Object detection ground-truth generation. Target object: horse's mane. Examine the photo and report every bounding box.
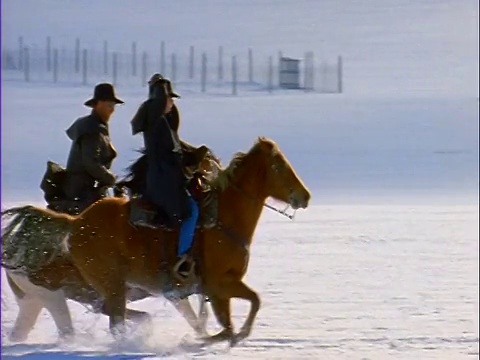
[209,152,246,191]
[210,137,277,191]
[117,137,278,194]
[115,149,148,195]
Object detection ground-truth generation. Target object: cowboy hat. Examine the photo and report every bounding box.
[84,83,124,107]
[148,73,181,98]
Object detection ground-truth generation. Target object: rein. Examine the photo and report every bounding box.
[263,203,296,220]
[229,183,297,220]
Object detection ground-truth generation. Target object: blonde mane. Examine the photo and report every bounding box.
[209,137,278,191]
[209,151,247,191]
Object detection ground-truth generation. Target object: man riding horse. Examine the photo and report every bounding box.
[42,83,124,215]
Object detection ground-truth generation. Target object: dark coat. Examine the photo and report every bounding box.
[131,100,191,226]
[62,111,117,213]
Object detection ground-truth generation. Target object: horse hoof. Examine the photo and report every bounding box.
[59,328,75,342]
[8,332,27,343]
[229,336,239,347]
[230,331,248,347]
[201,328,233,344]
[194,327,209,339]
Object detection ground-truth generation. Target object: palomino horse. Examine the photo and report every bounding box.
[3,266,208,342]
[2,209,210,342]
[1,149,220,342]
[3,137,310,345]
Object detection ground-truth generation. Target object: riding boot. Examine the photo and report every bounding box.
[200,190,218,229]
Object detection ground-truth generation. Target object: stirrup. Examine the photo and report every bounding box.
[202,218,217,229]
[130,219,159,229]
[173,254,195,282]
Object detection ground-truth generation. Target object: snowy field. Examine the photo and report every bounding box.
[1,0,479,359]
[1,206,478,359]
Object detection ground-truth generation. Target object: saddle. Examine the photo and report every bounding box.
[40,161,68,204]
[128,196,175,230]
[128,173,216,231]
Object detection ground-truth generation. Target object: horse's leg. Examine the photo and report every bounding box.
[213,280,261,346]
[197,295,209,336]
[202,295,234,343]
[171,297,207,337]
[69,243,127,336]
[99,282,127,336]
[74,266,127,336]
[40,289,74,339]
[9,295,43,342]
[99,301,151,325]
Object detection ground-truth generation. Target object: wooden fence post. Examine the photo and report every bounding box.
[75,38,80,73]
[82,49,88,85]
[337,55,343,93]
[132,41,137,76]
[232,55,237,96]
[189,45,195,79]
[53,48,58,83]
[142,51,148,86]
[46,36,51,72]
[103,40,108,75]
[201,53,207,93]
[112,52,118,86]
[304,51,314,92]
[18,36,24,70]
[23,47,30,82]
[160,41,165,74]
[268,56,273,93]
[218,45,223,82]
[248,48,253,83]
[171,53,177,82]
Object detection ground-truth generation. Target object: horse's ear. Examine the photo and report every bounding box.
[257,137,275,153]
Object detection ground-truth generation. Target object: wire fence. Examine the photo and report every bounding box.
[2,37,343,95]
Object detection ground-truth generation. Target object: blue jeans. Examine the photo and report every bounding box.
[177,195,199,256]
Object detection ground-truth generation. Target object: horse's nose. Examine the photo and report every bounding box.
[299,191,310,209]
[290,190,311,210]
[302,191,311,208]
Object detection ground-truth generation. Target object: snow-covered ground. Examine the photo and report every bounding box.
[1,0,478,359]
[1,206,478,359]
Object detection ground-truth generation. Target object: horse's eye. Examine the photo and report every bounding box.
[272,161,282,173]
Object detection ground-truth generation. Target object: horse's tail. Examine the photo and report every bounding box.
[1,205,74,273]
[1,206,31,243]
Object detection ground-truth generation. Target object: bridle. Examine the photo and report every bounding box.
[219,152,297,221]
[200,151,299,250]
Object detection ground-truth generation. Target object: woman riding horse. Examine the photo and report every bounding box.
[130,74,217,281]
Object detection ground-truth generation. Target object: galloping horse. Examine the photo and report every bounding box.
[3,137,310,345]
[1,149,220,341]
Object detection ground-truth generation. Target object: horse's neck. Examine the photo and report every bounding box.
[218,170,267,246]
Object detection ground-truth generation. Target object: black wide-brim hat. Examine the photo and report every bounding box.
[148,73,181,98]
[84,83,125,107]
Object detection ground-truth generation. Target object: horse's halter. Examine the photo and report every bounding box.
[204,150,296,251]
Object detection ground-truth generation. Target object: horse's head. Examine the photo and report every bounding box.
[255,137,311,210]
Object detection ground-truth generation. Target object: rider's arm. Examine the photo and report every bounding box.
[80,133,116,186]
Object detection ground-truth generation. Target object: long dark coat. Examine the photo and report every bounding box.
[131,101,191,226]
[62,111,117,213]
